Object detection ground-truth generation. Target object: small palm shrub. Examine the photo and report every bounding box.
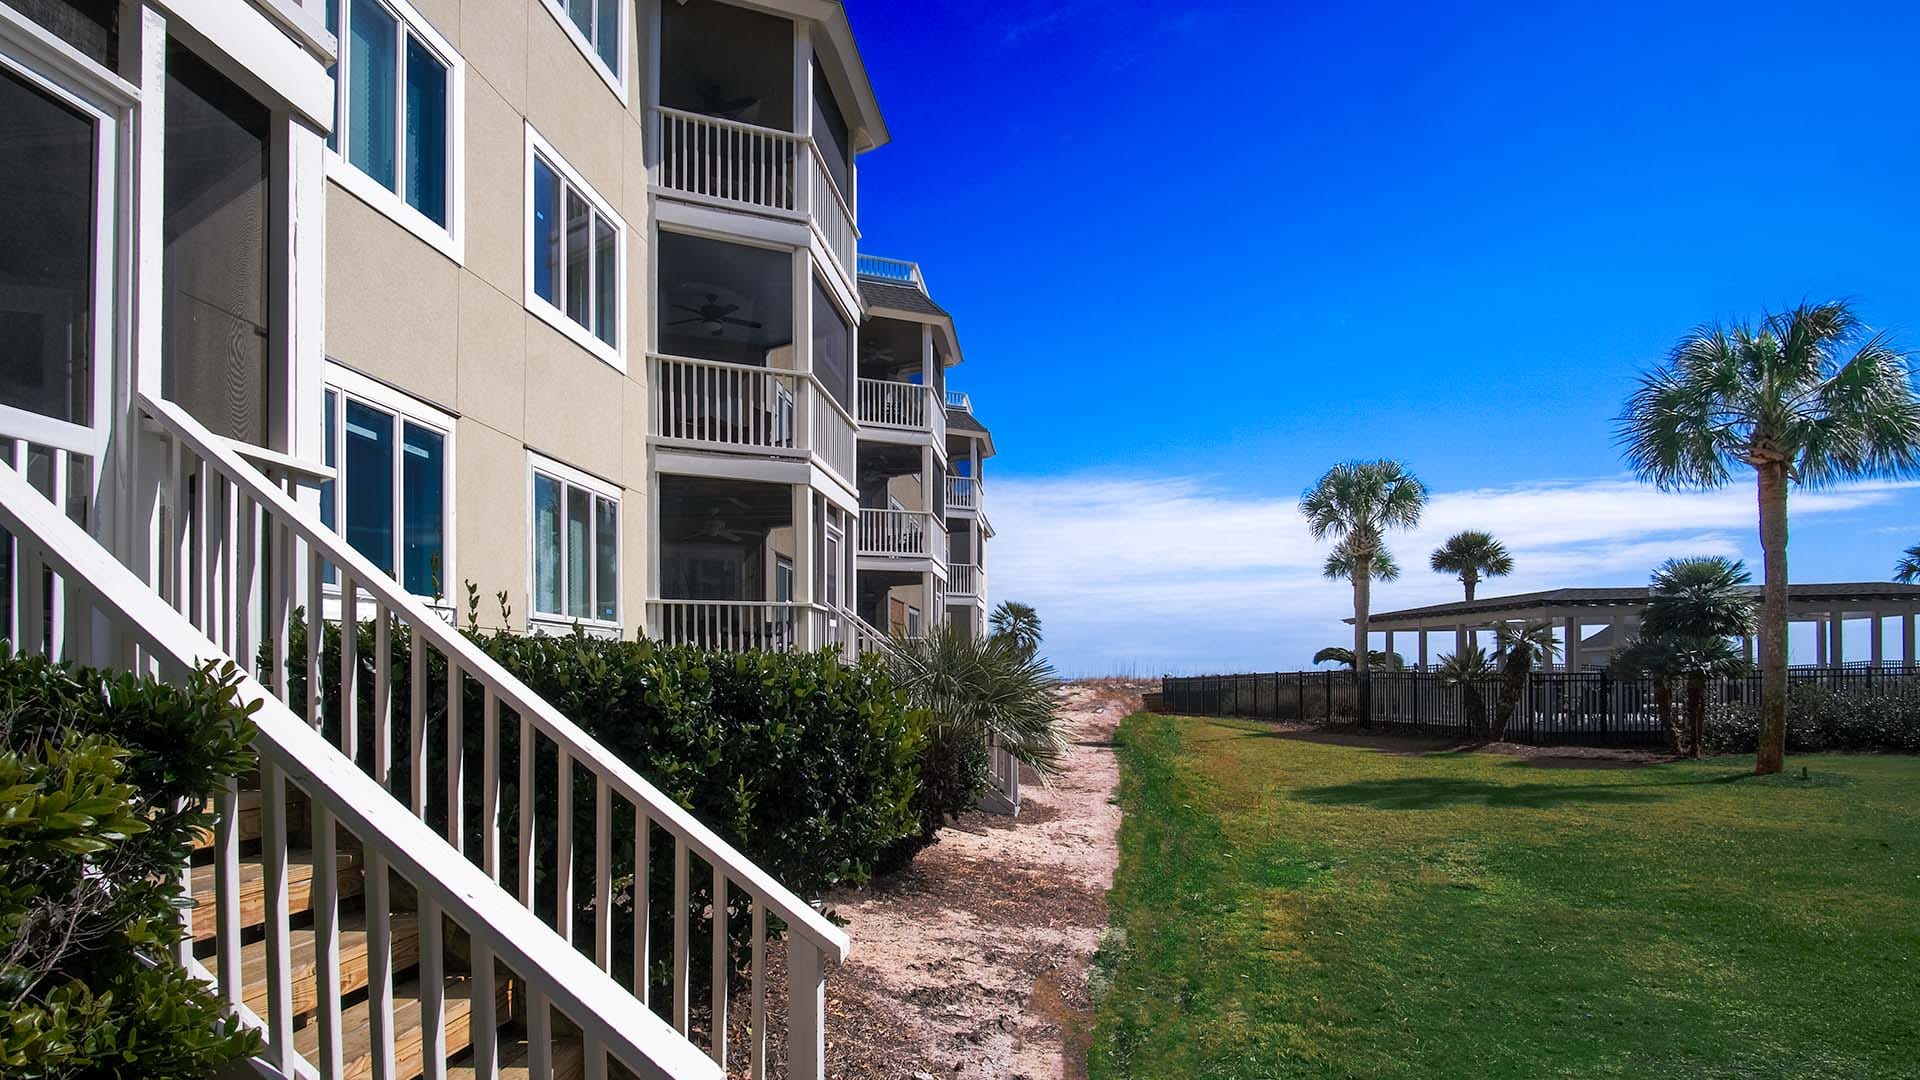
[0,653,261,1079]
[882,626,1064,869]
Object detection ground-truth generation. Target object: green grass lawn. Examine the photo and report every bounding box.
[1091,714,1920,1080]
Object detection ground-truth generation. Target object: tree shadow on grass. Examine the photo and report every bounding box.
[1293,776,1689,811]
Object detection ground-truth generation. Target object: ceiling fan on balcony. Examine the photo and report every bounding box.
[668,294,764,337]
[678,503,756,544]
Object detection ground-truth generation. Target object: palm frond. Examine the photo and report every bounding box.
[888,625,1067,778]
[1641,556,1757,639]
[1895,544,1920,585]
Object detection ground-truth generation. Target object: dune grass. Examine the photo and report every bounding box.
[1090,713,1920,1079]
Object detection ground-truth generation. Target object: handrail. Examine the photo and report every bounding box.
[0,463,719,1080]
[653,104,801,142]
[139,391,850,959]
[805,138,859,238]
[651,352,861,432]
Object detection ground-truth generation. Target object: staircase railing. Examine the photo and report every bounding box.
[136,390,849,1077]
[0,462,720,1080]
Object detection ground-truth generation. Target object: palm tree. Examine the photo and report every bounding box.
[1629,557,1756,757]
[1612,633,1686,753]
[1312,646,1404,671]
[1489,621,1559,740]
[1429,530,1514,602]
[1617,301,1920,774]
[1436,645,1495,734]
[1300,460,1428,725]
[989,601,1042,659]
[1896,544,1920,585]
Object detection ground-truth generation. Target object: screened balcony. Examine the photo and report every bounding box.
[651,0,858,276]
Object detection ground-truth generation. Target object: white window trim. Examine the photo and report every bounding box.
[525,449,623,635]
[0,24,127,464]
[523,123,628,372]
[324,0,466,264]
[536,0,625,101]
[322,362,458,603]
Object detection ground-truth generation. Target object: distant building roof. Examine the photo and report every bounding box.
[858,278,948,319]
[1360,583,1920,625]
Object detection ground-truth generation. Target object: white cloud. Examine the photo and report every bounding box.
[983,473,1911,676]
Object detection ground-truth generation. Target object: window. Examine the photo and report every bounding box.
[319,365,454,600]
[824,519,842,609]
[529,453,620,626]
[774,555,793,603]
[539,0,621,94]
[525,126,624,369]
[906,604,922,638]
[324,0,462,257]
[0,51,116,459]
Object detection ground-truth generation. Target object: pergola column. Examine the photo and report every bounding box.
[1871,611,1886,670]
[1561,615,1581,673]
[1454,624,1468,658]
[1907,613,1917,670]
[1815,616,1828,666]
[1418,629,1430,671]
[1830,611,1846,668]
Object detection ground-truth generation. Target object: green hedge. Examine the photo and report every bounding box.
[283,616,924,994]
[1709,683,1920,754]
[0,653,261,1078]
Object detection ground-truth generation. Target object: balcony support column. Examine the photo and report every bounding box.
[793,486,816,649]
[792,21,813,212]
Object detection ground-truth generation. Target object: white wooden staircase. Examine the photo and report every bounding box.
[0,390,850,1079]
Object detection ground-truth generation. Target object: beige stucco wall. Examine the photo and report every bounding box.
[322,0,654,632]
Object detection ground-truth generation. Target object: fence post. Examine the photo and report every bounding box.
[1296,673,1305,722]
[1325,670,1333,720]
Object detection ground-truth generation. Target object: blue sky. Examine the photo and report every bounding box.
[844,1,1920,675]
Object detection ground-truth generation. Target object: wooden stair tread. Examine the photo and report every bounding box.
[189,848,362,942]
[192,789,308,852]
[447,1036,586,1080]
[294,973,510,1080]
[229,912,421,1020]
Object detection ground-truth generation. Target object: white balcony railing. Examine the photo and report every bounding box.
[856,255,924,288]
[859,508,946,564]
[807,143,857,279]
[654,106,800,212]
[647,600,827,653]
[945,389,972,413]
[947,474,979,511]
[653,106,857,282]
[947,563,983,597]
[649,354,857,488]
[857,378,933,430]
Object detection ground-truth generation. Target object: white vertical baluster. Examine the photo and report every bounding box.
[310,802,345,1079]
[340,576,358,763]
[469,939,498,1080]
[518,713,535,907]
[366,854,397,1080]
[482,689,500,881]
[411,633,428,817]
[673,839,689,1034]
[584,1036,608,1080]
[710,867,728,1065]
[305,548,322,729]
[446,659,464,851]
[750,897,767,1080]
[212,773,243,1010]
[594,776,611,971]
[526,987,552,1080]
[633,812,650,1005]
[259,761,296,1071]
[788,939,825,1080]
[557,748,573,944]
[418,898,447,1080]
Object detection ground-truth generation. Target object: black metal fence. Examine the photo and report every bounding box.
[1161,666,1920,749]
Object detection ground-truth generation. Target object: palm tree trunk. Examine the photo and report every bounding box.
[1463,574,1477,603]
[1686,671,1706,759]
[1655,679,1679,754]
[1756,463,1790,774]
[1354,561,1372,728]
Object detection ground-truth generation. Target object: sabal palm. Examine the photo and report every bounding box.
[1896,545,1920,585]
[1642,556,1757,640]
[1491,621,1559,740]
[1429,530,1514,601]
[1300,461,1427,717]
[1617,301,1920,774]
[1312,646,1402,671]
[1436,645,1495,733]
[888,624,1065,778]
[989,601,1042,659]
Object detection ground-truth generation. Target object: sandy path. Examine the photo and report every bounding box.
[822,681,1142,1079]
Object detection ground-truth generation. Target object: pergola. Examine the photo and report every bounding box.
[1355,582,1920,671]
